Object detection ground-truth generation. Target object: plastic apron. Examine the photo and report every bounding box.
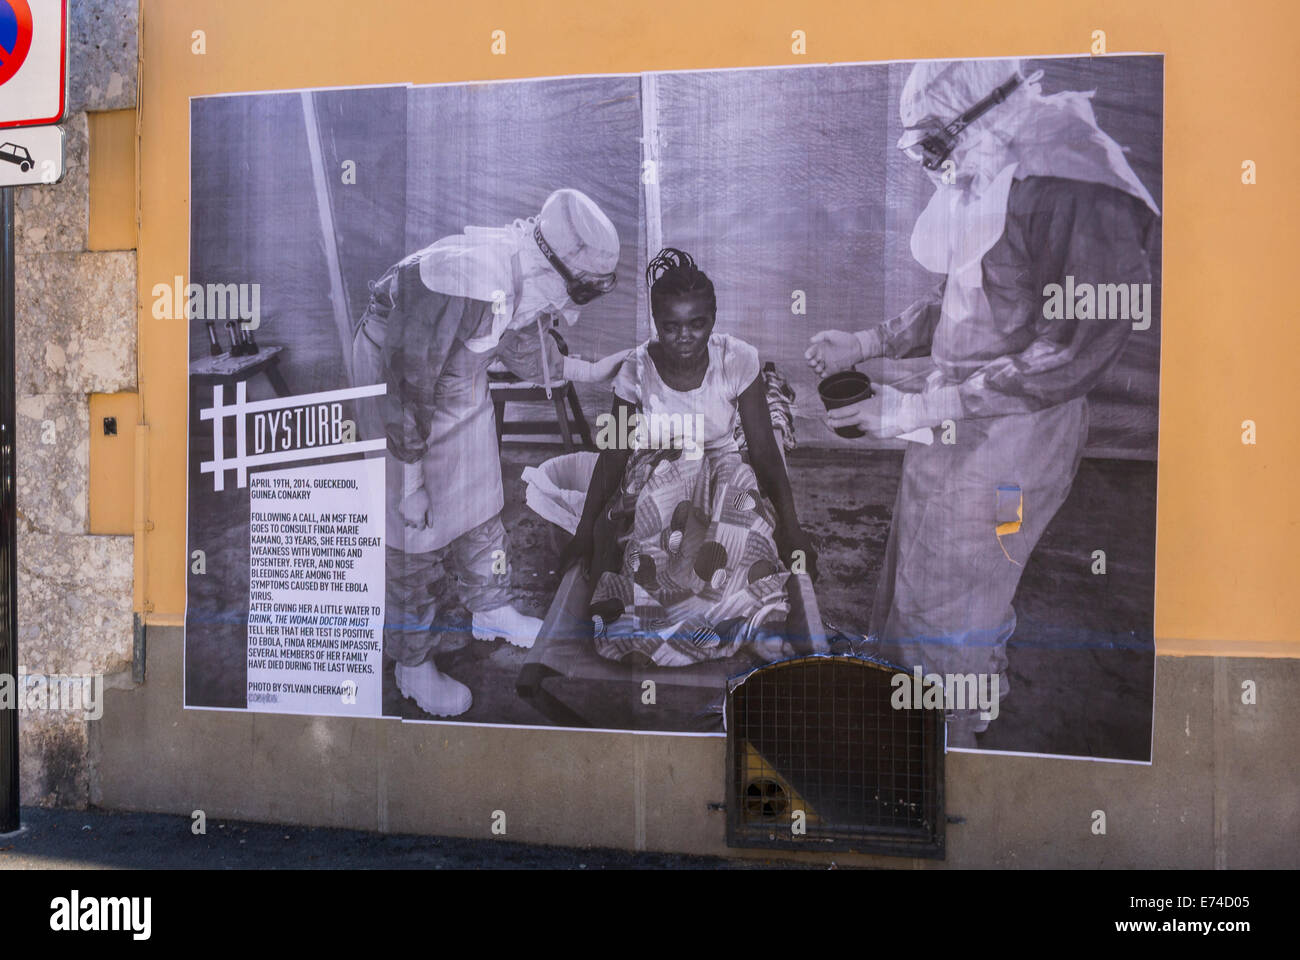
[353,301,552,556]
[870,391,1087,685]
[870,170,1089,688]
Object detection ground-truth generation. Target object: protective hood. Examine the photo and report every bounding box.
[909,71,1160,287]
[1010,89,1160,215]
[416,217,579,353]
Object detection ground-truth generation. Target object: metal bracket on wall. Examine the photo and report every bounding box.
[132,612,146,684]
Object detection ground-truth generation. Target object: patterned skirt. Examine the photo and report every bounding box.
[588,446,792,667]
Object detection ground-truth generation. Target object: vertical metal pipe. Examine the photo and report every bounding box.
[300,90,354,384]
[638,72,662,345]
[0,186,19,832]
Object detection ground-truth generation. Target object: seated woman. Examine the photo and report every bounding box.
[561,248,817,667]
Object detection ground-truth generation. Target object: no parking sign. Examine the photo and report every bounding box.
[0,0,66,186]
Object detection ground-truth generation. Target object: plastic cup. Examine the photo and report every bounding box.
[818,370,874,439]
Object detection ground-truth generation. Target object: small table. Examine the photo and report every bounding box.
[189,345,291,435]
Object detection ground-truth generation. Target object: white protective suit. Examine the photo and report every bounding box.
[863,60,1161,741]
[352,194,620,666]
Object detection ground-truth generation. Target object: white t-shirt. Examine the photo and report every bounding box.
[612,333,761,455]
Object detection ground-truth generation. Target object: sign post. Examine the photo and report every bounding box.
[1,184,16,834]
[0,0,68,835]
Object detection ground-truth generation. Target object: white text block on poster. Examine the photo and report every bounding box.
[245,456,385,717]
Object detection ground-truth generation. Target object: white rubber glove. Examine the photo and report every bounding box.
[853,327,885,363]
[402,461,425,497]
[399,461,428,529]
[805,330,862,377]
[562,348,632,383]
[805,327,885,376]
[825,383,963,439]
[399,487,431,530]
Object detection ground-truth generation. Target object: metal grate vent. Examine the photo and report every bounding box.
[725,654,945,858]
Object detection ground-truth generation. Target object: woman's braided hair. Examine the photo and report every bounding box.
[645,247,716,321]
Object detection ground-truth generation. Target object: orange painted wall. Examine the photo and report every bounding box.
[136,0,1300,657]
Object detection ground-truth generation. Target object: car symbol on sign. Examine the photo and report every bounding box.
[0,142,33,172]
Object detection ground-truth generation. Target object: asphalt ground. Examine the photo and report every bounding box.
[0,808,1278,951]
[0,805,808,870]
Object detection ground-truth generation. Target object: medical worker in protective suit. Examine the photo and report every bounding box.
[806,59,1160,745]
[353,188,623,718]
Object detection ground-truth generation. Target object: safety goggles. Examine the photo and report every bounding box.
[897,72,1029,170]
[534,224,617,305]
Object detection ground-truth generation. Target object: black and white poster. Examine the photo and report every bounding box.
[184,55,1162,762]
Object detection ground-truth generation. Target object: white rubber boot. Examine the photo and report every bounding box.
[471,605,542,649]
[394,660,472,717]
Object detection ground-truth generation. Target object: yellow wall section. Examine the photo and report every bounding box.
[87,108,138,251]
[88,392,137,535]
[136,0,1300,656]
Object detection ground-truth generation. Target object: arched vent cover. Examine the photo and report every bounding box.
[726,654,945,859]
